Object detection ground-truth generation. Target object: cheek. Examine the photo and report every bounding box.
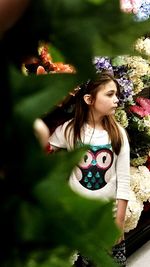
[95,99,109,110]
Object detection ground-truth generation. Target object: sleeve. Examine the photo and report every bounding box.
[48,120,71,150]
[116,127,130,201]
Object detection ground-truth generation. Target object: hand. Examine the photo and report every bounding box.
[33,118,50,149]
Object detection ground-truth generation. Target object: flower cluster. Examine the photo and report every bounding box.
[120,0,142,14]
[112,54,150,95]
[94,45,150,233]
[126,96,150,165]
[125,165,150,232]
[120,0,150,21]
[93,57,113,74]
[114,107,129,128]
[123,55,150,94]
[116,77,133,105]
[22,43,75,75]
[93,56,150,166]
[93,53,150,103]
[135,36,150,57]
[130,166,150,201]
[125,190,143,232]
[37,44,75,74]
[129,96,150,116]
[134,0,150,21]
[93,56,134,106]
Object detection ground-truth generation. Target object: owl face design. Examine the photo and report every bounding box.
[77,145,113,190]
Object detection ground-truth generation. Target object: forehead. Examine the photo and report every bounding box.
[98,80,117,92]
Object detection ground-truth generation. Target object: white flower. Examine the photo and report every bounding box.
[125,190,143,233]
[135,37,150,56]
[130,166,150,202]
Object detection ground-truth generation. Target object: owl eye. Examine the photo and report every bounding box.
[96,149,113,169]
[79,151,94,169]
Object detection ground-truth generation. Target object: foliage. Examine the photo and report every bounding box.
[1,0,150,266]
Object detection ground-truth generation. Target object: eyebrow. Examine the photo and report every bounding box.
[107,89,117,93]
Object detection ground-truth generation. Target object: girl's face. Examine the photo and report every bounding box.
[91,80,119,117]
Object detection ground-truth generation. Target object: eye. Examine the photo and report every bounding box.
[106,90,117,97]
[96,149,113,169]
[79,151,93,169]
[107,93,114,97]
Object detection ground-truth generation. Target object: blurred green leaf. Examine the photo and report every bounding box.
[85,0,106,4]
[14,74,77,121]
[47,44,65,62]
[1,0,149,266]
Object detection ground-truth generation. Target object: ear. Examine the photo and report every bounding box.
[83,94,93,105]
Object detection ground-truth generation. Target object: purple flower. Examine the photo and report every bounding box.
[117,77,134,105]
[113,65,128,78]
[92,56,133,106]
[93,57,113,74]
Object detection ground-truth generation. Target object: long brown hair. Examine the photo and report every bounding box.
[65,72,123,155]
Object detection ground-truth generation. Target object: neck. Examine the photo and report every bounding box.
[87,111,104,130]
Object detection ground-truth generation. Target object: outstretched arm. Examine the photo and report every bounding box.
[33,118,60,153]
[33,118,50,150]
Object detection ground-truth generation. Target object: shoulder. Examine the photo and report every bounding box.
[52,119,72,132]
[49,119,74,149]
[53,119,74,146]
[58,119,73,133]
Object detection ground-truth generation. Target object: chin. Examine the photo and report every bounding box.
[109,111,115,115]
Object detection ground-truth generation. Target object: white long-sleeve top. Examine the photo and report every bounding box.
[48,120,130,201]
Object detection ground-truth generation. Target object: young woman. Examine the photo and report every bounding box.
[38,72,130,267]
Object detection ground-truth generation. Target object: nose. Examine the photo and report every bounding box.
[114,95,119,104]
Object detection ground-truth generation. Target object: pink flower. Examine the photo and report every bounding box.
[120,0,133,13]
[129,105,148,117]
[120,0,142,14]
[130,0,142,14]
[136,97,150,114]
[129,97,150,117]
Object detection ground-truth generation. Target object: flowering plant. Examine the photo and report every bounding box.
[120,0,142,14]
[112,55,150,95]
[125,165,150,232]
[93,56,134,106]
[22,42,75,75]
[94,55,150,232]
[126,96,150,166]
[135,36,150,57]
[125,190,143,232]
[94,52,150,102]
[93,56,150,163]
[130,165,150,201]
[134,0,150,21]
[120,0,150,21]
